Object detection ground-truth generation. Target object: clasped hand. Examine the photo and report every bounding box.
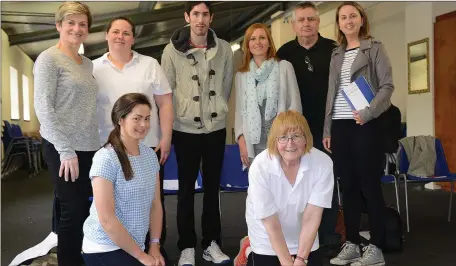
[138,245,165,266]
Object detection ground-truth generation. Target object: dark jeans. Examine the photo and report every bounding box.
[82,249,144,266]
[246,250,322,266]
[144,148,169,261]
[43,138,95,266]
[331,119,386,248]
[173,129,226,250]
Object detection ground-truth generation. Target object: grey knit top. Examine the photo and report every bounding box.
[33,46,100,160]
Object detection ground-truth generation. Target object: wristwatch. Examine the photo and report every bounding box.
[295,255,308,264]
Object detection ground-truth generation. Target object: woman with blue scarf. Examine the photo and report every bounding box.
[234,23,302,168]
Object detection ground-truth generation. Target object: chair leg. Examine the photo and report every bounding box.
[448,181,454,222]
[404,175,410,232]
[394,177,400,214]
[337,178,342,207]
[219,191,223,246]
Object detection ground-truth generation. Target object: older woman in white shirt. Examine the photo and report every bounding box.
[235,23,302,168]
[246,110,334,266]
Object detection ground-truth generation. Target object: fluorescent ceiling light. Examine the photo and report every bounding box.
[231,43,240,52]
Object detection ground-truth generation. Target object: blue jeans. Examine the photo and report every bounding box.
[82,249,144,266]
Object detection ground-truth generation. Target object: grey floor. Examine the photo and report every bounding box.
[2,170,456,266]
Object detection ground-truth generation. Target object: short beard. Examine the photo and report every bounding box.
[191,26,208,37]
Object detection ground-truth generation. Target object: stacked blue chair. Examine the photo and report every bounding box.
[2,121,41,177]
[398,137,456,232]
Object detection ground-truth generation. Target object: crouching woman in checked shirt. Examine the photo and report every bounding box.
[246,110,334,266]
[82,93,165,266]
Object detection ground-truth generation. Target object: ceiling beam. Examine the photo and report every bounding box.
[8,3,185,46]
[219,3,283,43]
[8,1,265,46]
[1,20,54,26]
[135,1,157,38]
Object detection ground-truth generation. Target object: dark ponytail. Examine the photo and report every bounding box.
[103,93,152,181]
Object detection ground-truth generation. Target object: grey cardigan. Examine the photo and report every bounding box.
[161,26,233,134]
[235,60,302,160]
[323,38,394,138]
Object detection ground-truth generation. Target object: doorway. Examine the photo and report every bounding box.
[434,10,456,191]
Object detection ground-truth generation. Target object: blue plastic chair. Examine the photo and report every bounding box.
[398,137,456,232]
[163,145,203,195]
[218,144,249,231]
[220,144,249,192]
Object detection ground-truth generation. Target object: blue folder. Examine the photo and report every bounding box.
[341,76,375,111]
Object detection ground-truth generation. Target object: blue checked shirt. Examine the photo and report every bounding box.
[83,143,159,250]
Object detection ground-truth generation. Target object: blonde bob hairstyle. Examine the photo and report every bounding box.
[238,23,278,73]
[55,1,92,28]
[267,110,313,157]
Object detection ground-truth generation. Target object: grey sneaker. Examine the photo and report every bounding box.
[351,244,385,266]
[330,241,361,265]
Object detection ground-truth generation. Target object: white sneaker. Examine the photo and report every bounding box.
[203,241,231,264]
[330,241,361,265]
[178,248,195,266]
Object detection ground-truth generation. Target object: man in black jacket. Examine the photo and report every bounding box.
[277,1,340,252]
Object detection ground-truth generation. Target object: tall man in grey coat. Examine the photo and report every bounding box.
[161,2,233,266]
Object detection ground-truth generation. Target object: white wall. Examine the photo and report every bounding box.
[319,8,337,40]
[271,17,296,48]
[1,30,39,133]
[405,2,435,137]
[366,2,407,122]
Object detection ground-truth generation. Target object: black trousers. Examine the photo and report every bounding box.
[246,250,322,266]
[173,129,226,250]
[331,119,386,248]
[144,148,169,260]
[318,175,340,246]
[43,139,95,266]
[83,249,144,266]
[313,130,340,247]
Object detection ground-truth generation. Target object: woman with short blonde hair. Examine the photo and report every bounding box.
[235,23,302,168]
[245,110,334,266]
[34,2,99,265]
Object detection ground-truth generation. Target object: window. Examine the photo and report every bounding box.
[10,66,19,120]
[22,75,30,121]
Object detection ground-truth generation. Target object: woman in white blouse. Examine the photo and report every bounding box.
[246,110,334,266]
[92,16,173,265]
[235,23,302,168]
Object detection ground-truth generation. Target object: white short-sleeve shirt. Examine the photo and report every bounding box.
[93,51,172,147]
[246,148,334,256]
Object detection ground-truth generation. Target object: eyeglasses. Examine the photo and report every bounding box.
[305,56,313,72]
[277,134,304,144]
